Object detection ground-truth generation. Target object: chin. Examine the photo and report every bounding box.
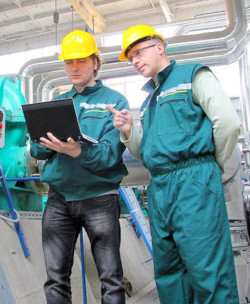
[71,79,82,85]
[140,70,151,78]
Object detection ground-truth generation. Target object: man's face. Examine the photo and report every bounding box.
[127,40,160,78]
[64,57,97,91]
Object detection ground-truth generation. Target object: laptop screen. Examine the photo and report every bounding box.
[22,98,98,144]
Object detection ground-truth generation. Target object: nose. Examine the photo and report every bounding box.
[131,56,139,66]
[72,60,79,70]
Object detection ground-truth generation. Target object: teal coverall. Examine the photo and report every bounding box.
[30,80,128,201]
[140,60,239,303]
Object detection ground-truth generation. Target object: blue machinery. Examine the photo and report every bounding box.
[0,164,30,258]
[0,76,46,213]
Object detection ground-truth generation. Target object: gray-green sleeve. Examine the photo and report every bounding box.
[192,68,241,172]
[120,123,143,160]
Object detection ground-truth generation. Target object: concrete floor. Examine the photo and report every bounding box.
[135,290,159,304]
[96,283,160,304]
[1,214,249,304]
[128,286,160,304]
[0,216,157,304]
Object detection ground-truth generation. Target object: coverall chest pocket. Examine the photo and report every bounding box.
[157,93,190,135]
[82,111,109,120]
[80,110,109,139]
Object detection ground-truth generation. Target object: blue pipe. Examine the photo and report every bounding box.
[0,165,30,258]
[5,175,88,302]
[6,177,40,181]
[80,229,87,304]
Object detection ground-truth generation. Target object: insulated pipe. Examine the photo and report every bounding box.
[36,71,67,102]
[239,51,250,145]
[166,0,247,65]
[19,53,63,104]
[19,54,62,78]
[174,8,250,37]
[39,64,135,102]
[238,51,250,170]
[17,0,248,190]
[19,0,248,104]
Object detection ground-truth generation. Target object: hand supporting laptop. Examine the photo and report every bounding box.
[39,132,81,158]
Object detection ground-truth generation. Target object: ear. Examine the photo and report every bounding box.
[156,43,165,55]
[93,57,98,70]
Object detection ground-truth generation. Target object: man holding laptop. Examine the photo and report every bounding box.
[30,30,129,304]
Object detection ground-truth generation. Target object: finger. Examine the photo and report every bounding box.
[106,105,118,115]
[46,132,61,143]
[67,137,73,143]
[114,116,128,124]
[67,137,76,144]
[114,121,127,128]
[120,109,130,115]
[39,136,51,144]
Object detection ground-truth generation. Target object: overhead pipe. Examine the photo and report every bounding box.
[93,0,247,66]
[166,0,247,65]
[15,0,249,192]
[38,63,135,101]
[20,0,248,104]
[239,51,250,140]
[174,8,250,37]
[19,53,63,104]
[36,71,67,102]
[238,51,250,167]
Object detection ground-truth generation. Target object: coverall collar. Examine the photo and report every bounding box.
[142,59,176,93]
[68,79,103,97]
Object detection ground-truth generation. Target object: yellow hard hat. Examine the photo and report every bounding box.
[58,30,99,60]
[119,24,165,61]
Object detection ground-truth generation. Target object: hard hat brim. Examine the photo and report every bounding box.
[58,50,99,61]
[119,33,165,61]
[119,50,127,61]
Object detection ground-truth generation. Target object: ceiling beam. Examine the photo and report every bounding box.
[158,0,174,22]
[68,0,106,33]
[10,0,46,31]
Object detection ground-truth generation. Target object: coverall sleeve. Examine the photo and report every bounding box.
[75,96,130,171]
[30,140,56,160]
[120,123,143,160]
[192,68,241,172]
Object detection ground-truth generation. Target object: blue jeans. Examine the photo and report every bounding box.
[42,188,125,304]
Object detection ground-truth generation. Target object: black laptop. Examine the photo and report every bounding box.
[22,98,98,144]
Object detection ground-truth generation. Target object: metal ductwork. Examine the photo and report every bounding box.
[19,54,63,104]
[166,0,248,65]
[18,0,248,105]
[16,0,250,195]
